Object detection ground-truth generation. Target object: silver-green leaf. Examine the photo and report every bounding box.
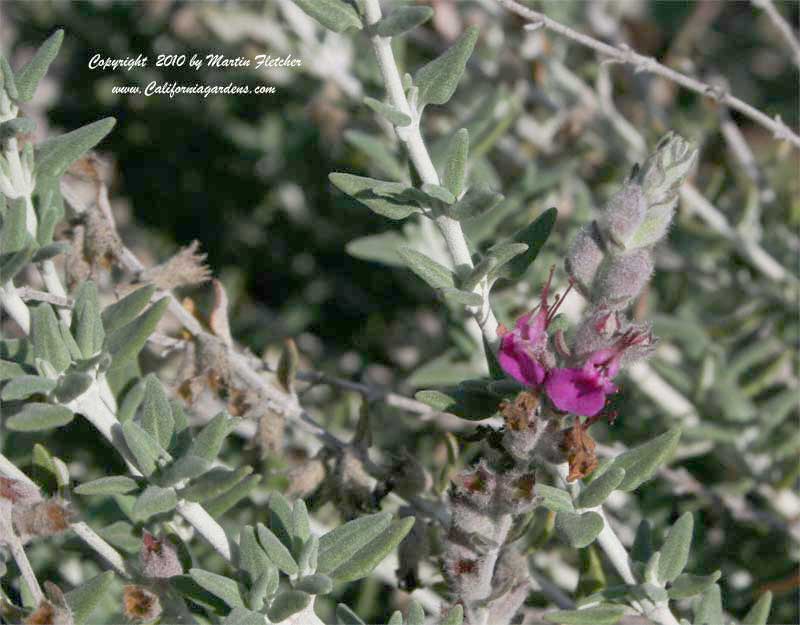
[317,512,392,575]
[292,0,362,33]
[576,467,626,509]
[36,117,116,177]
[268,590,311,622]
[6,402,73,431]
[544,605,625,625]
[329,173,421,220]
[327,517,415,582]
[363,97,412,127]
[64,571,115,625]
[189,412,238,462]
[14,29,64,102]
[31,303,71,373]
[375,6,434,37]
[605,427,681,491]
[105,297,168,368]
[71,281,104,359]
[141,374,174,449]
[132,485,177,522]
[189,568,246,608]
[398,247,455,290]
[442,129,469,198]
[1,374,56,401]
[535,484,574,513]
[555,511,604,548]
[414,26,479,107]
[448,186,503,220]
[667,570,721,600]
[257,523,299,576]
[657,512,693,583]
[74,475,139,496]
[121,420,162,477]
[101,285,156,334]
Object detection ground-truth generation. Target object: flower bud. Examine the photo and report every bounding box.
[636,132,698,210]
[495,472,537,516]
[123,585,162,623]
[442,542,485,602]
[286,457,327,499]
[597,184,647,249]
[591,249,654,310]
[389,450,432,500]
[330,449,375,516]
[565,223,605,296]
[0,477,43,506]
[13,499,74,544]
[25,583,73,625]
[500,391,542,462]
[140,532,182,579]
[397,512,431,591]
[570,310,623,362]
[451,461,497,512]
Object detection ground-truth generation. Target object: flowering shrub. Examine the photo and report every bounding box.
[0,2,797,625]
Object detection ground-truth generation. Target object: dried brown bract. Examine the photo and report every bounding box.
[561,422,599,482]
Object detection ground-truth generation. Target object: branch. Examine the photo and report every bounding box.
[553,464,681,625]
[496,0,800,151]
[6,533,43,604]
[0,454,130,580]
[547,56,794,284]
[752,0,800,68]
[362,0,500,351]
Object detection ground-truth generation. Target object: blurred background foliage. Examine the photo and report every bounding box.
[1,1,798,623]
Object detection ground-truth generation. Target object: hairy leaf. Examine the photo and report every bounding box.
[64,571,115,625]
[555,511,604,548]
[398,247,455,290]
[330,173,421,220]
[363,97,411,127]
[31,303,71,373]
[121,420,162,477]
[327,516,415,582]
[36,117,116,177]
[141,373,174,449]
[132,485,177,521]
[544,604,625,625]
[6,402,74,431]
[189,568,246,609]
[268,590,310,622]
[667,571,721,600]
[442,128,469,198]
[75,475,139,496]
[14,29,64,102]
[292,0,362,33]
[576,467,626,509]
[658,512,693,583]
[1,374,56,400]
[257,524,299,576]
[375,6,433,37]
[606,427,681,491]
[448,186,503,220]
[101,285,156,334]
[414,26,479,107]
[71,281,104,359]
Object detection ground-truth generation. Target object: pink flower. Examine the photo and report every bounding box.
[498,268,571,387]
[545,328,651,417]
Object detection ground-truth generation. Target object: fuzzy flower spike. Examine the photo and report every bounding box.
[545,326,652,417]
[497,267,572,387]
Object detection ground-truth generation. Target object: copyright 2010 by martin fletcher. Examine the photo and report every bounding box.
[88,52,302,98]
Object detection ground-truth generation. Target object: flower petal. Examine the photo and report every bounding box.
[499,334,546,386]
[545,368,607,417]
